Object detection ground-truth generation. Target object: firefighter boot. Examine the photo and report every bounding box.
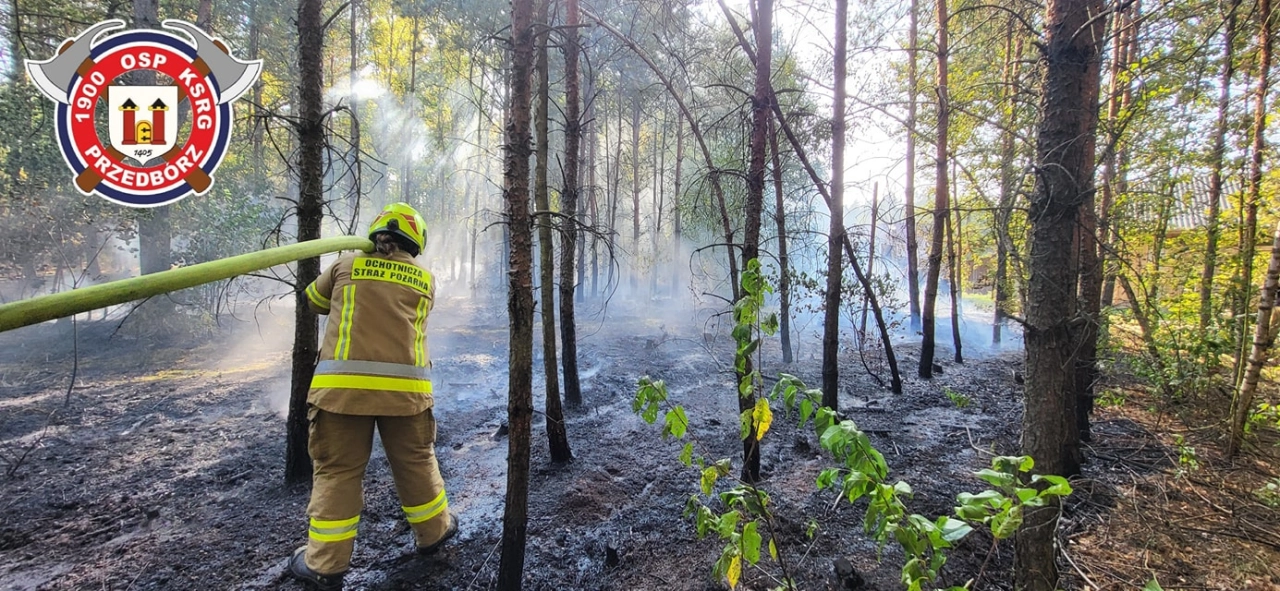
[416,513,459,555]
[287,547,345,591]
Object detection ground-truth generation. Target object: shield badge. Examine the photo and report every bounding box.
[107,85,179,162]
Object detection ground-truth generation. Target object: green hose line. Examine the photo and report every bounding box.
[0,235,374,334]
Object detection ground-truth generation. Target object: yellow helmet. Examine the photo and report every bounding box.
[368,202,426,256]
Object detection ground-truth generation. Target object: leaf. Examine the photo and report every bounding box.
[742,521,762,564]
[717,512,740,538]
[1143,577,1164,591]
[695,506,715,538]
[726,553,742,589]
[753,398,773,441]
[991,504,1023,539]
[701,467,718,495]
[679,442,694,467]
[816,468,841,489]
[799,398,814,428]
[642,401,660,424]
[842,471,871,503]
[815,406,838,434]
[1014,487,1038,503]
[975,468,1016,488]
[768,538,778,561]
[937,516,973,543]
[664,406,688,440]
[761,312,779,336]
[1031,474,1074,497]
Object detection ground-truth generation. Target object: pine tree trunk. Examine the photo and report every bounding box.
[906,0,922,331]
[714,0,899,393]
[533,0,569,462]
[994,17,1020,344]
[948,201,962,364]
[822,0,847,411]
[920,0,949,378]
[737,0,772,483]
[1230,221,1280,457]
[771,118,792,363]
[497,0,536,585]
[1016,0,1106,585]
[286,0,326,485]
[630,96,641,294]
[1235,0,1274,387]
[1201,0,1239,331]
[860,184,878,339]
[561,0,584,409]
[672,116,684,297]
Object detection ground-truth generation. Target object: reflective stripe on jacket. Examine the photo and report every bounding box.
[305,251,436,416]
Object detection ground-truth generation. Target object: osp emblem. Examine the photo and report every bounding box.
[26,20,261,207]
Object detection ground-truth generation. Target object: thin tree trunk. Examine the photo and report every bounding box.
[1100,6,1138,309]
[715,0,901,394]
[948,198,962,364]
[1230,220,1280,457]
[590,90,600,299]
[906,0,922,331]
[652,111,665,298]
[1235,0,1274,387]
[581,67,595,304]
[672,115,684,297]
[920,0,949,378]
[770,118,792,363]
[403,14,419,202]
[348,0,362,218]
[286,0,326,485]
[1017,0,1106,585]
[533,0,569,462]
[561,0,583,409]
[822,0,847,411]
[860,184,878,339]
[581,8,741,299]
[1076,2,1133,444]
[1201,0,1239,331]
[994,17,1020,344]
[737,0,772,483]
[630,95,641,294]
[497,0,536,584]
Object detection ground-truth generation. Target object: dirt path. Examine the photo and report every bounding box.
[0,297,1050,590]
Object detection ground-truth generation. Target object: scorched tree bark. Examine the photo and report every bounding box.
[1017,0,1106,585]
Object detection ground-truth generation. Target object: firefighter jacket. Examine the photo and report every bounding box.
[304,250,435,416]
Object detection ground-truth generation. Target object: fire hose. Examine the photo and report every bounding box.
[0,235,373,334]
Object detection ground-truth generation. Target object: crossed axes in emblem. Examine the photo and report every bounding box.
[26,20,261,197]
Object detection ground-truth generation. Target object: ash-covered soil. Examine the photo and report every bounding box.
[0,295,1035,591]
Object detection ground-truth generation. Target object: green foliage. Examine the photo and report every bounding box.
[1096,389,1126,408]
[944,387,971,409]
[1253,478,1280,508]
[1173,434,1200,475]
[1246,402,1280,436]
[771,375,1071,591]
[636,261,1072,591]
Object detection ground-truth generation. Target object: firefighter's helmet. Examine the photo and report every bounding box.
[368,202,426,256]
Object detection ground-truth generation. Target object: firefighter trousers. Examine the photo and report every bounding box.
[303,407,452,575]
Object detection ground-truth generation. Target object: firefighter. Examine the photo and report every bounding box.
[286,202,458,591]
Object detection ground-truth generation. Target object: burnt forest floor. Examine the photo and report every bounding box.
[1,296,1278,591]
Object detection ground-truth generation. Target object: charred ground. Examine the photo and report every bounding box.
[0,297,1276,591]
